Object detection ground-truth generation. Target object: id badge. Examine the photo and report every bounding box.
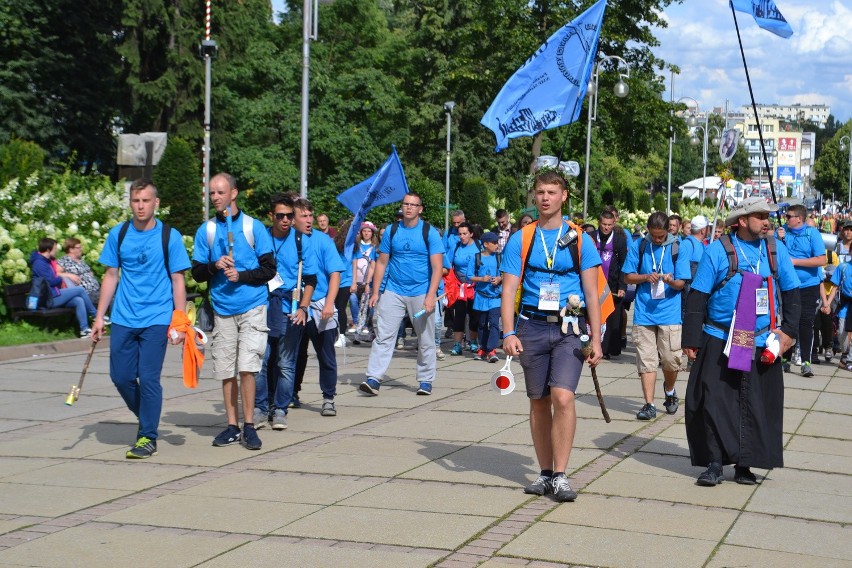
[755,288,769,315]
[538,282,560,311]
[651,278,665,300]
[267,271,284,292]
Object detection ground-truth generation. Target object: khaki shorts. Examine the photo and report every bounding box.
[211,304,269,379]
[633,324,682,373]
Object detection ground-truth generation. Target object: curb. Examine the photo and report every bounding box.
[0,336,110,362]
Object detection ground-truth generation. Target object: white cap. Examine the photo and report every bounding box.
[690,215,709,231]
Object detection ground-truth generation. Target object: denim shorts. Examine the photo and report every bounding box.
[516,317,584,398]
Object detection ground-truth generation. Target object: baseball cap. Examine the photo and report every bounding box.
[480,231,499,243]
[690,215,709,231]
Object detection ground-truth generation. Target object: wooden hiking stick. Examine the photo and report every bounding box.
[581,336,611,423]
[65,340,97,406]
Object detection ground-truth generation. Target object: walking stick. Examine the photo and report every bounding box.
[65,340,97,406]
[580,335,611,423]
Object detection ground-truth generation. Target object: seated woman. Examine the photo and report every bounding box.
[30,238,98,337]
[57,238,101,305]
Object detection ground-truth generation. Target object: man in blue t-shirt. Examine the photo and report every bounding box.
[292,198,346,418]
[92,179,191,459]
[359,192,444,396]
[500,170,604,503]
[775,204,826,377]
[683,197,800,486]
[622,211,691,421]
[191,173,276,451]
[253,192,317,430]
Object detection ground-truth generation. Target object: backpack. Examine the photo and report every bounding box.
[475,252,501,275]
[516,220,614,322]
[706,234,781,334]
[117,220,174,282]
[206,212,255,250]
[383,220,434,293]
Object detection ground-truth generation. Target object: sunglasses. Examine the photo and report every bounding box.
[784,214,798,219]
[275,212,294,220]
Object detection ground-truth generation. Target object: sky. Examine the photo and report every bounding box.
[651,0,852,123]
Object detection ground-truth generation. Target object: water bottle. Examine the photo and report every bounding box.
[26,295,39,310]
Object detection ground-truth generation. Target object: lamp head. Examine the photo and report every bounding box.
[614,78,629,98]
[711,136,720,146]
[443,101,455,113]
[686,115,698,128]
[587,80,597,97]
[690,135,700,146]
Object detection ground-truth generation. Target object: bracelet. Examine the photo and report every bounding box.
[299,306,308,313]
[502,331,516,339]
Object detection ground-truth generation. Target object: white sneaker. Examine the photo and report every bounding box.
[436,348,446,361]
[346,326,356,335]
[334,335,347,348]
[396,337,405,350]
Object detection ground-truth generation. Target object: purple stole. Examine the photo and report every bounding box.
[727,271,761,372]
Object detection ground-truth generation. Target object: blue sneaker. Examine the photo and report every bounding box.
[212,425,241,447]
[359,377,381,396]
[242,424,262,450]
[468,341,479,353]
[416,382,432,395]
[450,343,463,356]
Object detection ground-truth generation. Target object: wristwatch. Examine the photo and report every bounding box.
[299,306,308,314]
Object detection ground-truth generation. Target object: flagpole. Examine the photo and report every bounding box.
[730,2,783,227]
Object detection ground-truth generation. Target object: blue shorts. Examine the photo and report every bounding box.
[517,317,584,398]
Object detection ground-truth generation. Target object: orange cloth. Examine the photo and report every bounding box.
[169,310,205,389]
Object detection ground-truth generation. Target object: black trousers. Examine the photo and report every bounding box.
[784,284,820,363]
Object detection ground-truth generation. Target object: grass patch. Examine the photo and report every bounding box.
[0,321,77,346]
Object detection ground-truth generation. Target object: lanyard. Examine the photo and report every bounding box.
[538,224,564,270]
[649,243,664,274]
[733,235,762,274]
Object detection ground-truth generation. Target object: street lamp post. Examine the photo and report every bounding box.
[583,54,630,220]
[841,135,852,209]
[444,101,455,233]
[690,116,721,203]
[668,95,701,212]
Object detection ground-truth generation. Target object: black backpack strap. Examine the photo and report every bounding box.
[496,252,501,271]
[475,252,482,276]
[637,238,646,273]
[161,222,172,282]
[422,221,431,253]
[765,235,778,279]
[116,220,131,267]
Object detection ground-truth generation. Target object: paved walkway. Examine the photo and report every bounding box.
[0,334,849,567]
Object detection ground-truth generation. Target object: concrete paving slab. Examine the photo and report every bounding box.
[498,521,717,568]
[0,457,62,479]
[796,410,852,438]
[0,419,36,433]
[746,484,852,523]
[0,395,125,420]
[708,544,852,568]
[825,375,852,395]
[786,435,852,457]
[338,479,529,516]
[178,470,383,505]
[2,460,203,491]
[613,451,720,479]
[635,434,691,457]
[813,391,852,414]
[100,493,322,533]
[784,387,821,410]
[0,482,130,516]
[725,512,852,561]
[273,505,494,550]
[481,418,636,451]
[251,449,433,477]
[783,407,807,433]
[400,444,601,488]
[0,525,246,568]
[583,470,756,509]
[783,448,852,475]
[196,537,446,568]
[784,373,831,391]
[433,390,530,416]
[544,494,739,541]
[269,404,399,434]
[362,409,524,442]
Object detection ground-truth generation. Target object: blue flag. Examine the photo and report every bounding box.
[731,0,793,38]
[480,0,607,152]
[337,146,410,263]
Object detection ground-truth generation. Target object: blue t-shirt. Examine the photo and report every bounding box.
[692,235,800,346]
[450,241,480,280]
[304,231,346,299]
[380,220,444,296]
[780,224,826,287]
[270,229,318,314]
[502,225,601,308]
[192,213,273,316]
[338,250,353,287]
[831,262,852,318]
[466,252,501,311]
[100,220,191,328]
[443,228,460,254]
[621,236,692,326]
[683,235,705,265]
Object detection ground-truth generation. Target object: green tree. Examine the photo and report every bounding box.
[152,137,201,234]
[459,176,492,227]
[0,138,46,187]
[813,122,852,202]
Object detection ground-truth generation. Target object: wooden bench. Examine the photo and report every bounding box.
[3,283,75,328]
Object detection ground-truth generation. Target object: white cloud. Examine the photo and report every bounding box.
[652,0,852,122]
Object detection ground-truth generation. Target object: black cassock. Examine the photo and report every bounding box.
[682,289,800,469]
